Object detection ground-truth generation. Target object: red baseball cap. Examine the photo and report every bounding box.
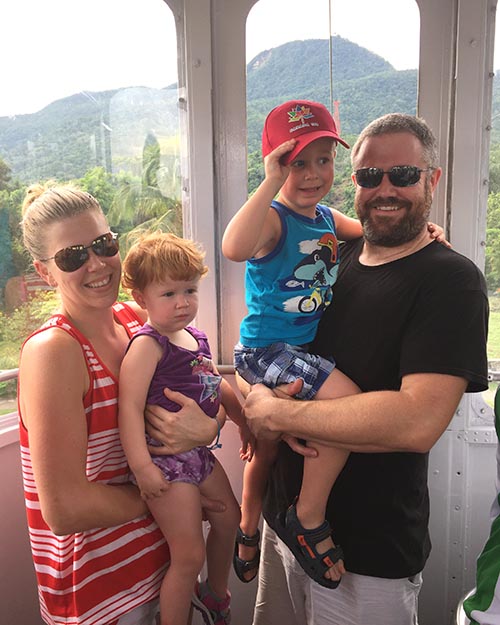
[262,100,349,165]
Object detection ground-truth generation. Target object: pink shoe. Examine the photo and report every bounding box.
[191,580,231,625]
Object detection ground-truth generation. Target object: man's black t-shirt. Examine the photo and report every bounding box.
[263,239,489,578]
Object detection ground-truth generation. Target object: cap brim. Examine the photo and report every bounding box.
[281,131,350,165]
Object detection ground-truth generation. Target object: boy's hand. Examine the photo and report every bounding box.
[238,422,256,461]
[264,139,297,185]
[427,221,451,247]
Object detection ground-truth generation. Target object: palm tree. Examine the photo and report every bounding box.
[107,132,183,253]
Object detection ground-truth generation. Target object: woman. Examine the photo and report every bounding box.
[18,184,220,625]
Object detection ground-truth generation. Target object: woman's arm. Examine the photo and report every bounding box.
[19,330,148,535]
[144,387,219,454]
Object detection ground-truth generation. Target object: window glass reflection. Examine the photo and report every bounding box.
[0,1,180,411]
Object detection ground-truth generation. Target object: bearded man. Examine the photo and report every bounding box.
[244,113,489,625]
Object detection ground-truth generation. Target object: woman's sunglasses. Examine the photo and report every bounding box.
[353,165,432,189]
[40,232,119,272]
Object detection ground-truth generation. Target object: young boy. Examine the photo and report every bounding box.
[222,100,447,588]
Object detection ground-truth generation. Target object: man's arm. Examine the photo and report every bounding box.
[244,372,467,453]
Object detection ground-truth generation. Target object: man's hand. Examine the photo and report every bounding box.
[201,495,226,520]
[244,379,302,438]
[244,383,283,440]
[244,379,317,458]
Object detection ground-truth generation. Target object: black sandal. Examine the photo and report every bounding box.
[275,503,343,589]
[233,527,260,583]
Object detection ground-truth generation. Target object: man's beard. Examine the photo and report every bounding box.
[356,181,433,247]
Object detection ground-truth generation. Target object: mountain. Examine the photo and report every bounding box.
[0,86,180,184]
[0,36,441,183]
[246,37,418,154]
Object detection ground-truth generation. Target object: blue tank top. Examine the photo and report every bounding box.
[240,201,339,347]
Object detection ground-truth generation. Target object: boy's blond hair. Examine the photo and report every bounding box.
[122,232,208,292]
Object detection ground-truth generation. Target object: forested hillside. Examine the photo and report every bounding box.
[2,36,500,291]
[245,37,417,153]
[0,37,418,184]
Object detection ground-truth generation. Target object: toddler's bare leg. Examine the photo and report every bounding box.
[200,459,241,597]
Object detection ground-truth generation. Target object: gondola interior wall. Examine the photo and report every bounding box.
[0,0,498,623]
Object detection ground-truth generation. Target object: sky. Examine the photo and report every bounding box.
[0,0,488,118]
[246,0,420,69]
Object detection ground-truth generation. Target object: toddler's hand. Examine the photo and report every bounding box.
[135,463,170,501]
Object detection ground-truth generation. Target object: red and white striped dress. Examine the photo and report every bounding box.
[19,302,169,625]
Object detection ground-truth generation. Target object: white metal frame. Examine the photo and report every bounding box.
[416,1,498,622]
[165,0,256,365]
[0,1,489,622]
[163,4,499,620]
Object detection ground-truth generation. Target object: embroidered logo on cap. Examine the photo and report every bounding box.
[288,105,314,124]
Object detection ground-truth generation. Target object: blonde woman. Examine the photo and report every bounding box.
[18,184,221,625]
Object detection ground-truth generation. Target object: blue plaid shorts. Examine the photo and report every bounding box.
[234,341,335,400]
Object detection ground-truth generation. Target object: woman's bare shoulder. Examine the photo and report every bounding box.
[20,325,84,371]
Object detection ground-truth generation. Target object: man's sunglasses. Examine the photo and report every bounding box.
[353,165,432,188]
[40,232,119,272]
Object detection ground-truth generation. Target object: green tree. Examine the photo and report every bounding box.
[77,166,116,216]
[486,191,500,290]
[143,134,161,188]
[106,136,182,247]
[247,150,264,195]
[3,185,30,276]
[0,157,12,191]
[489,143,500,195]
[0,290,59,369]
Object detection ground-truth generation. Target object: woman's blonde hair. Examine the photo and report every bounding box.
[21,182,104,260]
[122,232,208,292]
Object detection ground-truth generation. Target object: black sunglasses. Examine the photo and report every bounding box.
[40,232,119,272]
[353,165,432,188]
